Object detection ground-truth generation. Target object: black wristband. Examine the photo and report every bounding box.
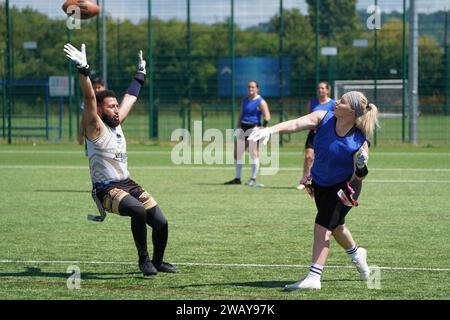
[78,65,90,77]
[126,78,142,97]
[355,165,368,178]
[134,72,146,85]
[263,120,269,127]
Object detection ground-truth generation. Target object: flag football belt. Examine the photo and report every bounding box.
[87,180,117,222]
[337,181,358,207]
[87,188,107,222]
[93,180,116,189]
[300,175,314,199]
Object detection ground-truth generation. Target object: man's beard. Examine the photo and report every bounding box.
[102,114,120,128]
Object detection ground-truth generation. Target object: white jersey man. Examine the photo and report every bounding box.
[64,43,178,276]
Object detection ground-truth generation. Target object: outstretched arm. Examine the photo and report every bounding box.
[64,43,102,141]
[77,113,85,145]
[248,110,327,145]
[119,50,147,123]
[79,74,97,122]
[270,110,326,134]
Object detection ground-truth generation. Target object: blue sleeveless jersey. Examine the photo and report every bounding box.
[309,97,335,113]
[311,111,367,187]
[240,95,263,125]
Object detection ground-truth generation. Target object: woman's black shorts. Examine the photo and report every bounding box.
[240,122,259,141]
[305,129,316,149]
[312,179,362,230]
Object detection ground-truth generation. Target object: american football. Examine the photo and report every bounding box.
[62,0,100,20]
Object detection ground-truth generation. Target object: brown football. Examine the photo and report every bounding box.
[62,0,100,20]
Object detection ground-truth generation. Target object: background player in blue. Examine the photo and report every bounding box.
[224,80,271,187]
[249,91,379,290]
[297,81,335,190]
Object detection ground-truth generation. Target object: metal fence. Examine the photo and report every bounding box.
[1,0,449,145]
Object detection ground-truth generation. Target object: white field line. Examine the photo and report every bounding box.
[0,164,450,173]
[1,150,450,156]
[0,259,448,272]
[0,150,170,155]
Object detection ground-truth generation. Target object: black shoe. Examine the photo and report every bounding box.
[139,257,158,276]
[224,178,241,185]
[152,261,179,273]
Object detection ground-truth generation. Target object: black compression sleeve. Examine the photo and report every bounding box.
[355,165,368,178]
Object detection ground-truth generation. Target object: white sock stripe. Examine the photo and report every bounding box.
[310,264,323,270]
[309,269,322,275]
[310,263,324,277]
[310,266,323,273]
[346,246,358,255]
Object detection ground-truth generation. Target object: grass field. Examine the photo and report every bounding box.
[0,142,449,300]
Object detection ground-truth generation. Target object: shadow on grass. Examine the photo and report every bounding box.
[194,183,230,186]
[169,280,289,290]
[259,186,300,190]
[228,281,292,288]
[194,183,300,190]
[170,278,360,290]
[0,266,144,280]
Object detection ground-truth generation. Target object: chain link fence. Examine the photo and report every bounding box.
[1,0,449,145]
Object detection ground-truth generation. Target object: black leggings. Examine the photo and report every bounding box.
[118,195,168,263]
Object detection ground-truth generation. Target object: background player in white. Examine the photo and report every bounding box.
[64,43,178,276]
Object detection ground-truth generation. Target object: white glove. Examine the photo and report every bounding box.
[355,147,369,168]
[64,43,89,69]
[137,50,146,75]
[248,127,273,145]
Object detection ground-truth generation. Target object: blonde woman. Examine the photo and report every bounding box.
[249,91,379,290]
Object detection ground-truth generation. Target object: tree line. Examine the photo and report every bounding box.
[0,2,446,105]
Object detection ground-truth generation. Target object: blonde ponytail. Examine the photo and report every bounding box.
[355,102,380,138]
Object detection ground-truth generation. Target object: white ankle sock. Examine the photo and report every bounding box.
[235,160,242,179]
[346,244,358,259]
[307,263,323,280]
[250,159,259,179]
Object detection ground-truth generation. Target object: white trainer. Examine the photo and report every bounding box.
[284,277,321,290]
[352,247,371,280]
[247,178,256,187]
